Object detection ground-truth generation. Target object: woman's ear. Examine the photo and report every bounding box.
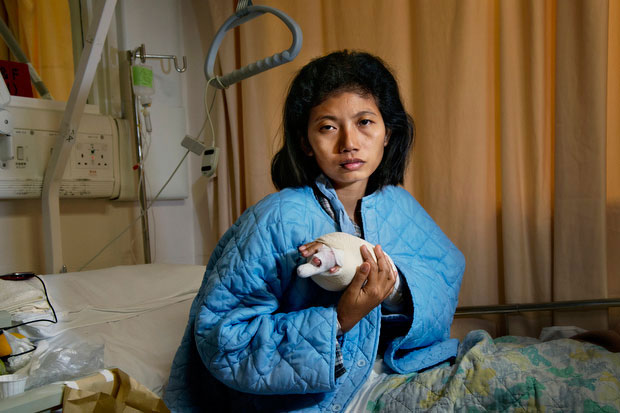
[384,130,391,147]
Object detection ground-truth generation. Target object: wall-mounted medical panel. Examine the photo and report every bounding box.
[0,96,122,199]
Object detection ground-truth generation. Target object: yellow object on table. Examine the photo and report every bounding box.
[0,332,25,358]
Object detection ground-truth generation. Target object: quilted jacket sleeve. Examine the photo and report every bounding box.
[192,201,338,395]
[376,188,466,373]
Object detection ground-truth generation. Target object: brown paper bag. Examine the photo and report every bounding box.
[62,368,170,413]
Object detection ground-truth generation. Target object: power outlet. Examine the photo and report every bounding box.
[74,140,111,169]
[0,96,121,199]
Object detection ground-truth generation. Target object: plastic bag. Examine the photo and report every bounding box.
[3,332,36,372]
[25,341,104,390]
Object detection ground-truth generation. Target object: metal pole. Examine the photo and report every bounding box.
[127,50,151,264]
[133,91,152,263]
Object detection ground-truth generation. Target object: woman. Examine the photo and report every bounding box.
[165,50,465,412]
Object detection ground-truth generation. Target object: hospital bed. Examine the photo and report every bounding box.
[1,263,619,412]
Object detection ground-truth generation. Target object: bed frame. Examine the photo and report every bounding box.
[455,297,620,316]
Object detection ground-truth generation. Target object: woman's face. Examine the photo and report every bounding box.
[306,91,389,195]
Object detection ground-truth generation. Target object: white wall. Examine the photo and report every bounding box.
[0,0,212,274]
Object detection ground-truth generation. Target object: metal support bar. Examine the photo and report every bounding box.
[134,95,152,263]
[126,48,151,263]
[455,298,620,317]
[42,0,117,274]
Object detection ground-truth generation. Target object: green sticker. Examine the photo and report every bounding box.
[132,65,153,88]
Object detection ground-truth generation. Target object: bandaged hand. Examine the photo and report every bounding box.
[297,243,342,279]
[297,232,403,316]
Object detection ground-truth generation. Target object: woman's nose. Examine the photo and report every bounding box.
[339,126,359,152]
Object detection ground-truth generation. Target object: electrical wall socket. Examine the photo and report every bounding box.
[0,97,121,199]
[74,140,112,169]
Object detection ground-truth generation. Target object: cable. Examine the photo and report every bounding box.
[144,172,157,262]
[197,77,219,145]
[0,274,58,330]
[0,274,56,361]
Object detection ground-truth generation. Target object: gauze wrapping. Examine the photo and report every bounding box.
[297,232,397,292]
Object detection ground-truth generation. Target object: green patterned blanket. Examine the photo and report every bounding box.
[364,330,620,412]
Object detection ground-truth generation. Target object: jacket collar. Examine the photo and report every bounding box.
[314,175,360,236]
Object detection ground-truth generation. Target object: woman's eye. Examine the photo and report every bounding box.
[359,119,373,126]
[320,124,335,131]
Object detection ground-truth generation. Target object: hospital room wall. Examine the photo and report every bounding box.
[0,0,209,275]
[0,199,144,275]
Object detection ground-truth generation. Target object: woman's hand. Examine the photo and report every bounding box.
[336,244,396,333]
[298,241,340,273]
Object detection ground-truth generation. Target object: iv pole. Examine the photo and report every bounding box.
[127,44,187,264]
[42,0,118,274]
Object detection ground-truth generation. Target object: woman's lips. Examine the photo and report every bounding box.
[340,159,364,171]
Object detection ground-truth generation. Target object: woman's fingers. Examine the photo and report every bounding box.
[298,241,324,258]
[360,245,389,281]
[359,245,377,274]
[365,245,396,299]
[337,244,399,333]
[378,246,397,299]
[375,245,395,279]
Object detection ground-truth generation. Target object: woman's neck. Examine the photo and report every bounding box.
[335,185,366,226]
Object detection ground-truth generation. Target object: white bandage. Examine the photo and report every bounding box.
[297,232,399,293]
[297,245,341,278]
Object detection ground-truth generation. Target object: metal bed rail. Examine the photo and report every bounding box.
[455,298,620,317]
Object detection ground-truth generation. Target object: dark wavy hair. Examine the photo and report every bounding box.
[271,50,415,193]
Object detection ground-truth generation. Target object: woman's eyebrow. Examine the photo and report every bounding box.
[355,110,378,117]
[311,110,378,123]
[312,114,339,123]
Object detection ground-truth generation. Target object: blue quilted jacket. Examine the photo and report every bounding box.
[164,181,465,412]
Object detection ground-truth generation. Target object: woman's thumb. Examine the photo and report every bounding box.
[349,262,370,289]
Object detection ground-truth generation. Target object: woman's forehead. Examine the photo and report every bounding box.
[311,91,379,115]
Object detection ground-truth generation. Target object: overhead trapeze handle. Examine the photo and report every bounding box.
[204,5,302,89]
